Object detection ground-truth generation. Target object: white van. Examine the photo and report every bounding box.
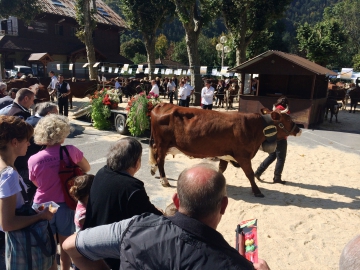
[10,65,34,77]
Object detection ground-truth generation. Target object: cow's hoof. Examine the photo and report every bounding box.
[254,193,265,198]
[161,182,171,187]
[150,170,155,176]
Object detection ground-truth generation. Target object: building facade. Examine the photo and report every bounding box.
[0,0,132,78]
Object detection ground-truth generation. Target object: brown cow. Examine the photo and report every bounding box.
[349,87,360,113]
[65,79,98,108]
[28,84,51,103]
[149,103,301,197]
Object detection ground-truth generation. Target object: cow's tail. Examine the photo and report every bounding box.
[149,130,158,175]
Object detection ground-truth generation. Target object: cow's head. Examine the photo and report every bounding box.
[261,107,302,138]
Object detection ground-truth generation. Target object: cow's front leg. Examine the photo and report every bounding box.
[157,155,170,187]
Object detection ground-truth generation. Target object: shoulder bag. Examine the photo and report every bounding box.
[58,145,84,210]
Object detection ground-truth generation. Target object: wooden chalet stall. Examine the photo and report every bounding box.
[229,51,337,128]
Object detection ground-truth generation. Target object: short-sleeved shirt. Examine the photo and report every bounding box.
[150,84,159,96]
[28,145,83,204]
[0,166,27,231]
[178,86,187,100]
[50,76,58,89]
[76,213,255,269]
[74,201,87,231]
[201,86,215,105]
[185,83,194,97]
[167,82,175,91]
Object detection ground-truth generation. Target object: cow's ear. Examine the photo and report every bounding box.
[270,111,281,121]
[260,108,271,115]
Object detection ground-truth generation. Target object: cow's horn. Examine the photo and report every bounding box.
[280,105,289,114]
[273,105,289,113]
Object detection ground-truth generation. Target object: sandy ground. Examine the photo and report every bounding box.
[70,97,360,270]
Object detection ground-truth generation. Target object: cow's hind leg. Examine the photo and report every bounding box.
[219,160,228,173]
[149,144,158,176]
[157,155,170,187]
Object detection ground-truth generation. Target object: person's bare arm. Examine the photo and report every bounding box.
[77,156,90,173]
[253,258,270,270]
[0,195,53,231]
[62,234,110,270]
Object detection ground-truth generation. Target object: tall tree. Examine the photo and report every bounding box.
[171,0,216,105]
[296,21,348,67]
[323,0,360,66]
[75,0,98,80]
[119,0,175,78]
[218,0,291,65]
[155,34,168,60]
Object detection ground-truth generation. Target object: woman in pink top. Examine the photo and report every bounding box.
[28,114,90,270]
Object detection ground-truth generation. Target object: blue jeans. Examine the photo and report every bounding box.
[256,139,287,180]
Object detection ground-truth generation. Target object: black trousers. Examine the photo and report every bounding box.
[168,91,174,104]
[179,99,187,107]
[186,96,190,107]
[58,97,69,116]
[256,139,287,179]
[202,104,213,110]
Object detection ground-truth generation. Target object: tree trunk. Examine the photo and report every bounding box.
[83,0,97,80]
[184,28,201,106]
[144,35,156,80]
[234,27,247,65]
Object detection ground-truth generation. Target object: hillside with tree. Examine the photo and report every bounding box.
[102,0,360,71]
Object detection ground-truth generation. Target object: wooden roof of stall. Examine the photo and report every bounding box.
[229,51,337,76]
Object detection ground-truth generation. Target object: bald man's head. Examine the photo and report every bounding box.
[176,163,226,219]
[340,234,360,270]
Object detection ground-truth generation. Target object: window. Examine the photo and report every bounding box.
[55,24,63,36]
[97,7,110,16]
[70,27,77,37]
[52,0,65,7]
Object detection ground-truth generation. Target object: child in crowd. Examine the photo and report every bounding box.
[70,174,94,231]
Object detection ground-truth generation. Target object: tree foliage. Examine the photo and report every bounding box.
[119,0,175,78]
[296,20,348,67]
[0,0,40,22]
[155,34,168,59]
[120,38,147,59]
[218,0,292,65]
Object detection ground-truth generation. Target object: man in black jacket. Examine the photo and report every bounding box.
[64,163,270,270]
[7,88,34,120]
[53,74,70,116]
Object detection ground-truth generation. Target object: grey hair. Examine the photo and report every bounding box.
[0,82,6,91]
[35,102,58,116]
[106,137,142,172]
[177,163,226,219]
[339,234,360,270]
[34,114,70,145]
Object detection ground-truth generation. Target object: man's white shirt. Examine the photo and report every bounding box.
[150,84,159,96]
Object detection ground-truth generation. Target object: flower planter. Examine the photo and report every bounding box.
[110,102,118,109]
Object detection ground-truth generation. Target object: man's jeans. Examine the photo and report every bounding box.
[256,139,287,179]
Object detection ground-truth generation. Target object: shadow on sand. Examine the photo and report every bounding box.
[227,182,360,210]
